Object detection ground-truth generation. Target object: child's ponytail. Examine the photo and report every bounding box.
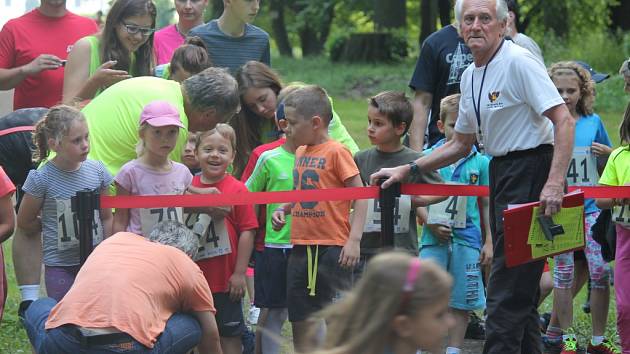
[32,105,86,164]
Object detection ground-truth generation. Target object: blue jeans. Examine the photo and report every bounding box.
[24,298,202,353]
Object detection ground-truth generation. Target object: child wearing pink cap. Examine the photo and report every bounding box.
[113,100,193,236]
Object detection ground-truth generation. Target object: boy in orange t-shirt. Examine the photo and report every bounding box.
[271,85,367,352]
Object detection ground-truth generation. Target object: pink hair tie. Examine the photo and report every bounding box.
[398,258,421,312]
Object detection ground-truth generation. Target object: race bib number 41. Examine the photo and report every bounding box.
[140,207,183,236]
[363,195,411,234]
[184,213,232,261]
[567,147,599,186]
[427,196,467,229]
[56,199,103,251]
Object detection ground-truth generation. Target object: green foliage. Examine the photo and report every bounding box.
[154,0,175,29]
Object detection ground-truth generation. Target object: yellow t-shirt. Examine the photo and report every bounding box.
[599,145,630,186]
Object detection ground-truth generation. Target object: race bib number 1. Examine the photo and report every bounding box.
[140,207,183,236]
[567,147,599,186]
[363,195,411,233]
[185,213,232,261]
[56,199,103,251]
[427,196,467,229]
[613,204,630,229]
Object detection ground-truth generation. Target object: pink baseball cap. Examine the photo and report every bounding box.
[139,100,184,128]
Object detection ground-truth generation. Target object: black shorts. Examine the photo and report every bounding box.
[254,247,291,309]
[286,245,355,322]
[213,292,245,337]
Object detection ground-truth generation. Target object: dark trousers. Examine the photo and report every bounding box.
[483,145,553,354]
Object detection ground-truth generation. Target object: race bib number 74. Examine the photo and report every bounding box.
[184,213,232,261]
[427,196,467,229]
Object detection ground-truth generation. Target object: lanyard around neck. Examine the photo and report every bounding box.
[470,39,505,136]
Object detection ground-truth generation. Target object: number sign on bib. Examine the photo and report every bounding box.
[427,195,467,229]
[567,147,599,186]
[363,195,411,233]
[184,213,232,261]
[56,199,103,251]
[613,204,630,229]
[140,207,183,236]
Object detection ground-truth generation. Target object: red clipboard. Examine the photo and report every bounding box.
[504,192,585,268]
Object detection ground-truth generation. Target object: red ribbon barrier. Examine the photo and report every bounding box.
[100,184,630,209]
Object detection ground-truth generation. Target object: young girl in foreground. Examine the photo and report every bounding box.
[597,104,630,352]
[113,100,192,236]
[308,252,454,354]
[16,105,113,301]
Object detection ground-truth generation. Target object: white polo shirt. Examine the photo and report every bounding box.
[455,40,564,157]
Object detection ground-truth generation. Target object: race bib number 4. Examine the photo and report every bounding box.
[140,207,183,236]
[427,196,467,229]
[184,213,232,261]
[363,195,411,234]
[56,199,103,251]
[567,147,599,186]
[613,204,630,229]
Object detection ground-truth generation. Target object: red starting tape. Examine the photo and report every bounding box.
[99,184,630,209]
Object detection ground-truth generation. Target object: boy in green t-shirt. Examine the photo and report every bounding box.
[244,103,295,354]
[354,91,443,262]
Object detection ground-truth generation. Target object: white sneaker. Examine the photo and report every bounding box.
[247,305,260,325]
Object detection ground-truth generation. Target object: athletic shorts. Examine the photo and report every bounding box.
[213,292,245,337]
[286,245,354,322]
[254,247,291,308]
[420,243,486,310]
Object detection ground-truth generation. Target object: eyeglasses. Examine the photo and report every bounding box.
[121,23,155,37]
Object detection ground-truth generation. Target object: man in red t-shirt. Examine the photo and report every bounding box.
[0,0,98,109]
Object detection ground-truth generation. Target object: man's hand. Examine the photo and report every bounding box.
[370,165,409,189]
[479,242,493,266]
[271,209,286,231]
[339,238,360,268]
[227,273,246,301]
[539,183,564,216]
[427,223,452,244]
[21,54,63,75]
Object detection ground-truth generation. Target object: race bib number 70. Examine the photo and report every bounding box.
[140,207,183,236]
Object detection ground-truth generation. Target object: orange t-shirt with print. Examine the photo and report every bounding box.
[290,140,359,246]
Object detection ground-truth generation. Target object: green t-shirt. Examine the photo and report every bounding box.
[599,145,630,186]
[245,145,295,245]
[85,35,137,97]
[82,77,188,177]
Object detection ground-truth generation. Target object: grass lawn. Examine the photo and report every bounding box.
[1,56,627,352]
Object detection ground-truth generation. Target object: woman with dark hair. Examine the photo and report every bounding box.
[62,0,157,104]
[154,36,212,82]
[231,61,359,178]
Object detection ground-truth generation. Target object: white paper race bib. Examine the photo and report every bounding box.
[140,207,183,236]
[567,147,599,186]
[363,195,411,234]
[56,199,103,251]
[613,204,630,228]
[185,213,232,261]
[427,195,467,229]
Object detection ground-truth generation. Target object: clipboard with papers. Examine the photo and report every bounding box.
[503,191,585,268]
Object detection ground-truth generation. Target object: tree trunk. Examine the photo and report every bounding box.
[419,0,438,44]
[374,0,406,30]
[438,0,451,27]
[542,1,569,37]
[296,2,334,56]
[269,0,293,57]
[610,0,630,30]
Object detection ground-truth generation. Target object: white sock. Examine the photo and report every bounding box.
[260,308,288,354]
[445,347,461,354]
[19,284,40,302]
[592,335,605,345]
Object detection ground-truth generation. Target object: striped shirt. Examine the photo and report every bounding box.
[22,160,113,266]
[189,20,270,73]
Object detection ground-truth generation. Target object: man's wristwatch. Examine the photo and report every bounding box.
[407,161,420,175]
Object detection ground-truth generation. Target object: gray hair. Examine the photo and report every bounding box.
[148,220,198,258]
[454,0,508,27]
[182,67,240,122]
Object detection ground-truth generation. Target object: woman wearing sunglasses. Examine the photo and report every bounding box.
[62,0,157,104]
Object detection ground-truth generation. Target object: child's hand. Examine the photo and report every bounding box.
[271,209,286,231]
[227,273,246,301]
[339,239,360,268]
[427,223,452,243]
[479,242,493,266]
[591,142,612,157]
[187,186,221,195]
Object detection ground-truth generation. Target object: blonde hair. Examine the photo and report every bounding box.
[439,94,461,122]
[548,61,595,116]
[308,252,452,354]
[195,123,237,153]
[135,123,151,157]
[32,105,86,163]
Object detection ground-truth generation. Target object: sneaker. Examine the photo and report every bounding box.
[543,335,562,354]
[561,336,579,354]
[464,312,485,340]
[587,339,621,354]
[247,305,260,325]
